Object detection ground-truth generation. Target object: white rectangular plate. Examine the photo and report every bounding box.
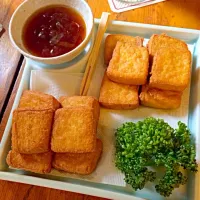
[0,19,199,200]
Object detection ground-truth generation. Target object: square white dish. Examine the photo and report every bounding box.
[0,19,200,200]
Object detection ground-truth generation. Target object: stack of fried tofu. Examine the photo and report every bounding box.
[52,96,102,175]
[7,91,102,175]
[100,34,146,109]
[7,90,60,173]
[99,34,191,109]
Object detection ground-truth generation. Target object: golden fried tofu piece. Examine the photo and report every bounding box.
[52,139,102,175]
[106,42,149,85]
[149,48,191,92]
[19,90,60,110]
[147,33,188,60]
[99,74,139,109]
[104,34,143,65]
[6,150,52,174]
[139,85,182,109]
[59,96,100,121]
[51,108,96,153]
[12,109,54,154]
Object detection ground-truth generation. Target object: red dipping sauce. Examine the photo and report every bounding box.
[22,5,86,57]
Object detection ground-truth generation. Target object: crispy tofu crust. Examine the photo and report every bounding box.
[59,96,100,121]
[104,34,143,65]
[51,108,97,153]
[12,109,54,154]
[99,73,139,109]
[19,90,60,110]
[147,34,188,60]
[106,42,149,85]
[139,85,182,109]
[52,139,102,175]
[6,150,52,174]
[149,47,191,92]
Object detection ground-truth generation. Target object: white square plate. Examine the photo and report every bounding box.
[0,19,199,200]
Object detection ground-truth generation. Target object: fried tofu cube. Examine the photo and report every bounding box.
[104,34,143,65]
[19,90,60,110]
[149,48,191,92]
[52,139,102,175]
[59,96,100,121]
[147,33,188,60]
[12,109,54,154]
[99,74,139,109]
[6,150,52,174]
[106,42,149,85]
[139,85,182,109]
[51,108,97,153]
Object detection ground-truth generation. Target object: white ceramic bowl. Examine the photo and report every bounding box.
[9,0,94,65]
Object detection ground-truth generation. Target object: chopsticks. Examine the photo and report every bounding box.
[80,12,110,96]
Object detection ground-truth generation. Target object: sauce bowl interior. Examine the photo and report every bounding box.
[9,0,94,65]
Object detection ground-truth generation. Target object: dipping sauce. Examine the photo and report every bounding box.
[22,5,86,57]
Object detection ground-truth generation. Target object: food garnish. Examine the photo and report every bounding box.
[115,117,198,197]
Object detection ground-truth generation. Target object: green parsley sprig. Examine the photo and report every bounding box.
[115,117,197,197]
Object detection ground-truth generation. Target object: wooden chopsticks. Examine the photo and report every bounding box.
[80,12,110,96]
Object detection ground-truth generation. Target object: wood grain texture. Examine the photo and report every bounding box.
[0,180,107,200]
[0,0,200,199]
[86,0,200,29]
[0,61,25,141]
[0,0,24,118]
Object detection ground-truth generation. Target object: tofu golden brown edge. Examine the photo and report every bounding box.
[104,34,143,65]
[53,139,103,175]
[106,41,149,85]
[7,91,102,175]
[99,73,139,110]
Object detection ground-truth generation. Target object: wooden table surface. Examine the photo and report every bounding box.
[0,0,200,199]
